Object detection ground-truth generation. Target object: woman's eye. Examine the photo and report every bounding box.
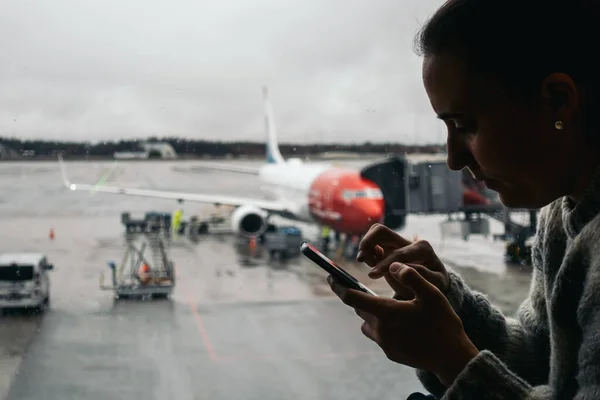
[452,120,474,133]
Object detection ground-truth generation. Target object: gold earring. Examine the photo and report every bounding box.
[555,121,564,130]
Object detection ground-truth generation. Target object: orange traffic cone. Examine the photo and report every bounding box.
[49,228,55,240]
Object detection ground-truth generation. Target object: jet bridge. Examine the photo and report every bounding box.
[404,159,463,214]
[360,156,409,231]
[360,154,537,254]
[360,155,463,231]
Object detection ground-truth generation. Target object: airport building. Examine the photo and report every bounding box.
[113,142,178,160]
[141,142,178,159]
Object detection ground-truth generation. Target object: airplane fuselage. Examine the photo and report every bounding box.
[258,161,385,235]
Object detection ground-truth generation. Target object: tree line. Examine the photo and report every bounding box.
[0,136,445,159]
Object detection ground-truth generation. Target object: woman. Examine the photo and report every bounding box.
[328,0,600,399]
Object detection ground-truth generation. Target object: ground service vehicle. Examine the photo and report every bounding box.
[0,253,53,311]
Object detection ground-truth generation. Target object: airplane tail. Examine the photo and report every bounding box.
[263,86,285,164]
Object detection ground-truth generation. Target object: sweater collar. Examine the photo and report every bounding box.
[561,164,600,239]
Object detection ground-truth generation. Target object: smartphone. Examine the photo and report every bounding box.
[300,241,377,296]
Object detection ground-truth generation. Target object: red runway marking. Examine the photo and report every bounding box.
[178,267,218,362]
[177,267,384,364]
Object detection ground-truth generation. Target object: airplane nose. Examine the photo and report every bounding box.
[361,200,384,226]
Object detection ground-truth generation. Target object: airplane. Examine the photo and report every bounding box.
[461,169,495,206]
[58,87,408,239]
[463,186,492,206]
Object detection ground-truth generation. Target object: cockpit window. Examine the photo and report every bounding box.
[343,188,383,200]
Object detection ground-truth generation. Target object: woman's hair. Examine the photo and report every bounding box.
[414,0,600,101]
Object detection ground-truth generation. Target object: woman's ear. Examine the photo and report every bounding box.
[540,73,580,127]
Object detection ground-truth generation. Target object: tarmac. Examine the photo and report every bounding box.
[0,160,532,399]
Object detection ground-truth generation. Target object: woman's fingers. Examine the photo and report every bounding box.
[368,241,434,278]
[360,321,381,344]
[385,274,415,300]
[383,263,441,299]
[328,275,396,316]
[356,224,411,263]
[388,264,444,306]
[359,245,386,268]
[355,308,377,324]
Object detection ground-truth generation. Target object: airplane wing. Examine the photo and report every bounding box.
[58,155,292,215]
[171,162,259,175]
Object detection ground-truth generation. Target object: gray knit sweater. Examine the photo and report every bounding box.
[415,166,600,399]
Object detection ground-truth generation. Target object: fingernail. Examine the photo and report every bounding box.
[389,263,401,274]
[356,250,364,261]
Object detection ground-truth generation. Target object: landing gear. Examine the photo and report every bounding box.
[197,223,209,234]
[349,235,361,259]
[337,234,361,259]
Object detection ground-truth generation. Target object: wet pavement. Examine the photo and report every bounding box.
[0,160,532,399]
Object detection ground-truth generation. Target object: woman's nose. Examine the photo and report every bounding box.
[446,136,472,171]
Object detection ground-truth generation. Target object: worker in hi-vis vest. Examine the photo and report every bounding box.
[172,209,183,236]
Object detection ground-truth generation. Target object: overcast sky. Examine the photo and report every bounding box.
[0,0,446,144]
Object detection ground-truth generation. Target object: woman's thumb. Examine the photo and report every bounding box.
[389,262,437,301]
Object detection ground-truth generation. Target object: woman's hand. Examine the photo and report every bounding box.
[328,264,479,387]
[357,224,450,300]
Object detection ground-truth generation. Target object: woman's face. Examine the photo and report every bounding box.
[422,52,592,209]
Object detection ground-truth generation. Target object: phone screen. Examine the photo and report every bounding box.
[300,242,377,296]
